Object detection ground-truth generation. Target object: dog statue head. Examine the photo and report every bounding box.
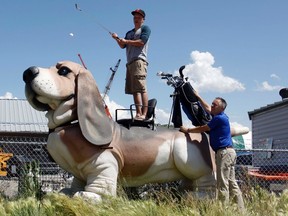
[23,61,112,146]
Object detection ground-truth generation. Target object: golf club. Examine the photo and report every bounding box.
[75,3,118,38]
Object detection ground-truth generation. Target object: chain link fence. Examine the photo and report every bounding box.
[1,135,288,199]
[0,135,72,198]
[236,149,288,195]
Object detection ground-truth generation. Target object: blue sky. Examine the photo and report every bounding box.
[1,0,288,130]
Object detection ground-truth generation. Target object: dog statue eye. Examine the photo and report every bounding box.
[58,67,72,76]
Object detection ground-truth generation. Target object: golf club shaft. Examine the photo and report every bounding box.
[75,4,115,37]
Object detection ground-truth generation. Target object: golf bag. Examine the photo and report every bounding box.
[158,66,212,128]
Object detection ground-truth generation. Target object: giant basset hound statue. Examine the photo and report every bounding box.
[23,61,248,201]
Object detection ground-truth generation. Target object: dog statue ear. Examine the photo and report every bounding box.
[77,71,113,145]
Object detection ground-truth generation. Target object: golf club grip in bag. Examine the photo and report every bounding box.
[177,82,212,127]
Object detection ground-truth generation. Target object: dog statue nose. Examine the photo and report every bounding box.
[23,66,39,83]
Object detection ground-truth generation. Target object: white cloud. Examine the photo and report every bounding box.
[255,72,284,91]
[103,95,129,120]
[255,81,283,91]
[270,73,280,79]
[0,92,17,99]
[154,108,171,125]
[230,121,247,128]
[178,51,245,93]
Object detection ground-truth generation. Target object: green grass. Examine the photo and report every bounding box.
[0,188,287,216]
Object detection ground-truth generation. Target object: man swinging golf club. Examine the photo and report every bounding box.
[112,9,151,121]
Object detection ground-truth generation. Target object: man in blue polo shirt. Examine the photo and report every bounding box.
[180,90,245,211]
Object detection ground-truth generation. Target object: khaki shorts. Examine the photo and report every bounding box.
[125,59,148,94]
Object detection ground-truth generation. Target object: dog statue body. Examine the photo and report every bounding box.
[23,61,246,201]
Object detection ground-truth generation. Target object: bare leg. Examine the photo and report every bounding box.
[133,93,142,117]
[141,92,148,117]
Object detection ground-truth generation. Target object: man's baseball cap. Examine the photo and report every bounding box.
[131,9,145,18]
